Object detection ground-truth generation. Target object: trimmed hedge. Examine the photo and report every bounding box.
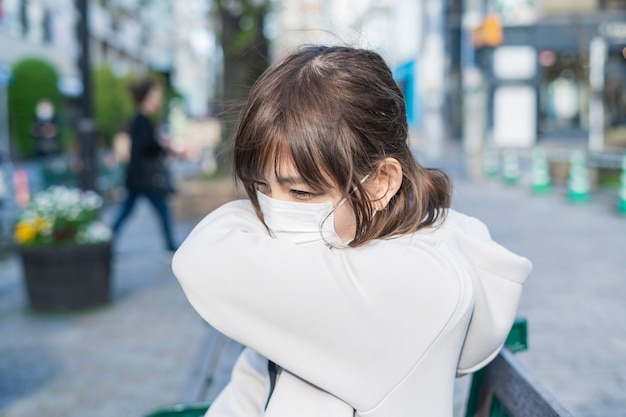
[8,58,62,159]
[93,66,135,146]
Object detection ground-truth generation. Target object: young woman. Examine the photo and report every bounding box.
[112,79,178,252]
[173,46,532,417]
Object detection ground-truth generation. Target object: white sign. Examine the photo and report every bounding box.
[589,37,607,92]
[492,85,536,148]
[493,46,537,80]
[599,21,626,41]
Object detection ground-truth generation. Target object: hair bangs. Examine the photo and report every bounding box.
[284,110,339,192]
[235,119,285,187]
[234,114,334,198]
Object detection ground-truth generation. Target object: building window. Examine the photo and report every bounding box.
[601,0,626,10]
[0,0,21,36]
[539,52,590,136]
[604,49,626,146]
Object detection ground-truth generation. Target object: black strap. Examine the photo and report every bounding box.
[265,360,278,410]
[264,360,357,415]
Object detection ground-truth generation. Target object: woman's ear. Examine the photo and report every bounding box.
[369,157,403,209]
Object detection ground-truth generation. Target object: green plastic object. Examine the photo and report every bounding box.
[143,402,211,417]
[504,317,528,354]
[489,397,514,417]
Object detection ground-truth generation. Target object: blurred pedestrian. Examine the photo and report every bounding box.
[173,46,532,416]
[111,79,179,252]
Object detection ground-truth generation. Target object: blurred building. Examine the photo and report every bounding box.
[447,0,626,153]
[90,0,217,118]
[170,1,219,119]
[268,0,440,155]
[0,0,78,88]
[0,0,216,119]
[268,0,626,158]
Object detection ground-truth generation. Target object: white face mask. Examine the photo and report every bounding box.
[256,191,347,247]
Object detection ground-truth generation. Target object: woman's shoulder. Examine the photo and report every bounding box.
[437,208,492,241]
[208,199,256,217]
[372,208,487,244]
[128,113,151,129]
[408,208,531,285]
[129,112,146,123]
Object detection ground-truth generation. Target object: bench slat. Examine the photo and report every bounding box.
[477,349,574,417]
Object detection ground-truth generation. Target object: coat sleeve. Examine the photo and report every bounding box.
[172,200,462,410]
[443,212,533,375]
[206,348,269,417]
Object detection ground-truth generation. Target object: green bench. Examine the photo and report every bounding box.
[143,402,211,417]
[464,318,574,417]
[145,318,573,417]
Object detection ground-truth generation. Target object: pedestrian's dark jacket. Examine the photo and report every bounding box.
[125,113,172,194]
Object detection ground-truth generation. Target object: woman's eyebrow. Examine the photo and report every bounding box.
[275,175,304,185]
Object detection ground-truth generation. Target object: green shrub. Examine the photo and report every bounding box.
[92,66,135,146]
[8,58,62,159]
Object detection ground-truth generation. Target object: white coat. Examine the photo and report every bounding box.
[172,200,532,417]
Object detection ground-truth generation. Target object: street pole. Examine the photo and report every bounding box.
[420,0,445,159]
[75,0,98,192]
[589,36,607,153]
[0,64,11,161]
[461,0,487,180]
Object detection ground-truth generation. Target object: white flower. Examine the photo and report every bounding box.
[17,185,111,246]
[76,221,113,244]
[81,191,103,210]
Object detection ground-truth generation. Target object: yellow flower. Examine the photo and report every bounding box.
[14,221,38,243]
[13,186,110,246]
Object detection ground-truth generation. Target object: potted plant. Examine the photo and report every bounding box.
[13,185,113,311]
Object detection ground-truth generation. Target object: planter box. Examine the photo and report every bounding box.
[19,242,112,311]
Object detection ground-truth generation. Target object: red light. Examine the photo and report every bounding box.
[539,49,556,67]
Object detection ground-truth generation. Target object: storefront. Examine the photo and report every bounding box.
[488,13,626,147]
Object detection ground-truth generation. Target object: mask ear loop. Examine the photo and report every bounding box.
[357,173,380,220]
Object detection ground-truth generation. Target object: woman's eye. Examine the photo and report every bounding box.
[255,181,270,194]
[290,189,314,199]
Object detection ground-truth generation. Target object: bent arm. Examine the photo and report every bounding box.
[173,201,460,409]
[447,213,533,374]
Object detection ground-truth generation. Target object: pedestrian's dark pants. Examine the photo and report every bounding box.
[112,190,177,251]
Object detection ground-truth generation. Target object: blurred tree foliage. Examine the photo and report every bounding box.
[92,66,135,147]
[8,58,62,159]
[212,0,271,172]
[92,67,180,147]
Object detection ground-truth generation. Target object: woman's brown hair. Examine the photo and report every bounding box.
[233,45,451,247]
[129,79,159,106]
